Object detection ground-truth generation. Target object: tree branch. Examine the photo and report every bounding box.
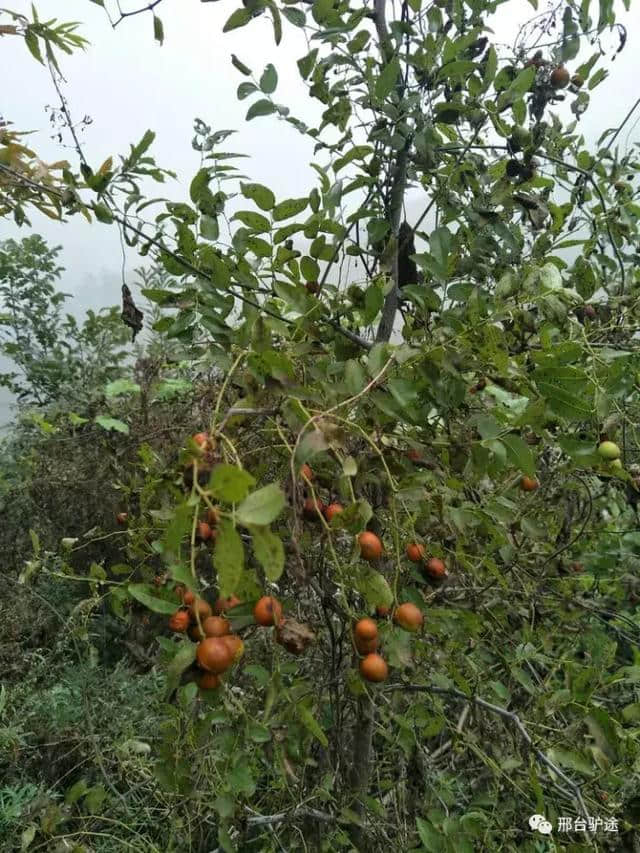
[0,164,371,350]
[385,682,590,819]
[113,0,164,28]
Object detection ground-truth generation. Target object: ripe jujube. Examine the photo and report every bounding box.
[196,637,233,674]
[358,531,383,561]
[254,596,283,626]
[394,602,424,632]
[360,653,389,683]
[406,543,425,563]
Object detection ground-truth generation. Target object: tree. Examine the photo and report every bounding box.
[2,0,640,850]
[0,234,130,405]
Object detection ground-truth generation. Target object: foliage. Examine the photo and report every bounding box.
[1,0,640,851]
[0,235,131,406]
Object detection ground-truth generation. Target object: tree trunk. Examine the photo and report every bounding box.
[348,693,375,849]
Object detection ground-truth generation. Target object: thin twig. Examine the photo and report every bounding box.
[385,682,590,819]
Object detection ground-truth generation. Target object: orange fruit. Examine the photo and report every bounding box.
[324,503,344,522]
[406,543,425,563]
[302,497,325,520]
[354,618,378,643]
[169,610,190,632]
[202,616,230,637]
[197,672,221,690]
[221,634,245,663]
[393,602,424,632]
[375,605,390,618]
[356,635,379,655]
[190,597,212,622]
[360,653,388,683]
[300,463,313,481]
[425,557,447,579]
[193,432,209,448]
[116,512,128,525]
[214,595,241,614]
[358,531,383,561]
[197,521,213,541]
[254,596,283,626]
[196,637,234,674]
[550,66,570,88]
[520,476,539,492]
[206,506,220,526]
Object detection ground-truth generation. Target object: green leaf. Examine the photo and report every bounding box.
[213,519,245,597]
[223,8,253,32]
[105,379,141,397]
[190,168,210,204]
[128,583,179,614]
[233,210,271,232]
[246,99,276,121]
[249,525,285,582]
[300,256,320,281]
[153,14,164,44]
[268,0,282,45]
[93,202,113,223]
[214,795,236,818]
[482,46,497,90]
[416,817,442,852]
[237,81,258,100]
[499,434,535,477]
[241,182,275,210]
[260,63,278,94]
[210,464,256,503]
[509,65,536,95]
[272,197,308,221]
[200,215,219,241]
[231,54,252,76]
[356,569,393,609]
[162,502,193,559]
[24,29,43,64]
[247,721,271,742]
[430,226,451,276]
[297,48,318,80]
[229,758,256,795]
[236,483,286,527]
[298,704,328,747]
[533,366,592,420]
[165,641,196,695]
[375,57,400,99]
[94,415,129,434]
[282,7,306,26]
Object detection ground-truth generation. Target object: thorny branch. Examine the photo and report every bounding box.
[385,682,590,820]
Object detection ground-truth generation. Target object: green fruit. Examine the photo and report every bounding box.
[598,441,621,461]
[608,458,623,470]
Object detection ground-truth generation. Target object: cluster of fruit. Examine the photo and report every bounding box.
[354,600,425,683]
[168,591,317,689]
[168,591,245,689]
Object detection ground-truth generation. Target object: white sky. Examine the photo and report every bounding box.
[1,0,638,420]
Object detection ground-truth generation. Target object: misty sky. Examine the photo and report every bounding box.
[1,0,638,422]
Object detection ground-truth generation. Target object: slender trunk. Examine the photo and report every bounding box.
[372,0,409,343]
[348,693,375,849]
[376,145,409,342]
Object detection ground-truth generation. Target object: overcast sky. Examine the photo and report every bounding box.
[1,0,638,422]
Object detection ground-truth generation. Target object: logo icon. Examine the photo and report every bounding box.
[529,814,553,835]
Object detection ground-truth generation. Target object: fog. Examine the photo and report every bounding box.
[1,0,637,424]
